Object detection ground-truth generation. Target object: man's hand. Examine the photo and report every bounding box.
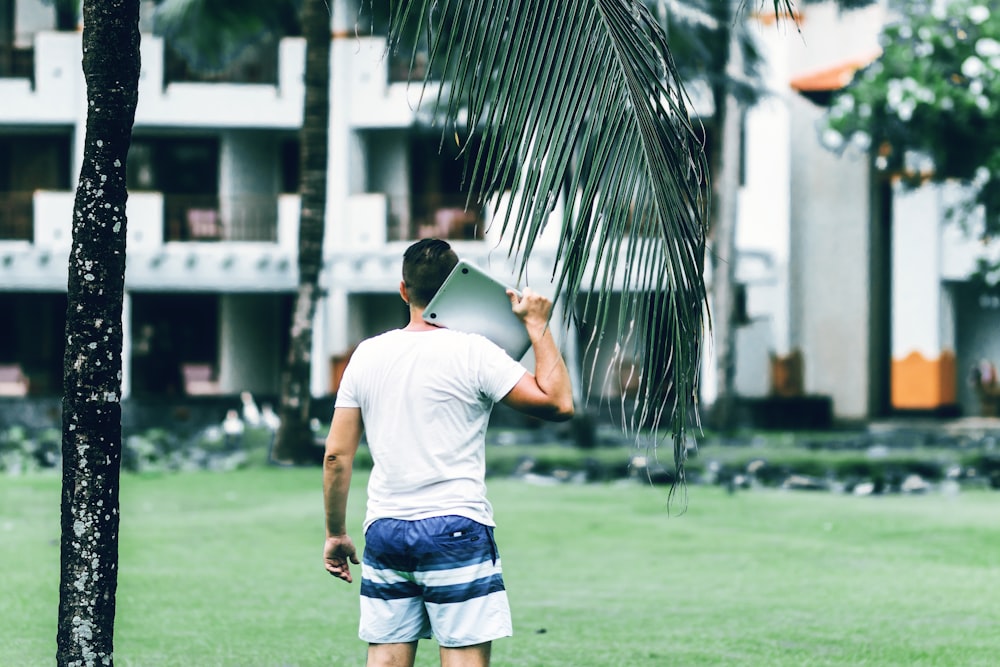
[324,534,360,583]
[507,287,552,331]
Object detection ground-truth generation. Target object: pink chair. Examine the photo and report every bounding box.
[186,208,223,240]
[0,364,29,396]
[182,363,221,395]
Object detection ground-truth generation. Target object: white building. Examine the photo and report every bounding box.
[1,0,992,423]
[741,0,998,421]
[0,0,576,409]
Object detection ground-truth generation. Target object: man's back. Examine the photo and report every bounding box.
[336,328,525,530]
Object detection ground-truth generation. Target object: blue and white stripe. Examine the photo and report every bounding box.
[361,559,506,604]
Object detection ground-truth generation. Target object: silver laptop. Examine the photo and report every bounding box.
[422,260,532,359]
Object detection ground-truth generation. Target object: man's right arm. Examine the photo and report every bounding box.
[323,407,362,583]
[501,287,575,421]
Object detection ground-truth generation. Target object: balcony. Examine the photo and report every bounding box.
[0,32,97,124]
[384,193,487,242]
[25,190,298,249]
[164,194,280,242]
[136,36,304,128]
[340,36,442,129]
[0,31,303,127]
[3,190,298,291]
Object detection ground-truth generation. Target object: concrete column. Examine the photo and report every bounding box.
[788,93,872,419]
[324,285,350,353]
[219,130,279,238]
[319,285,351,395]
[218,294,283,395]
[550,299,582,403]
[739,22,792,358]
[327,23,353,253]
[120,292,132,398]
[361,131,408,245]
[891,183,955,409]
[311,292,328,397]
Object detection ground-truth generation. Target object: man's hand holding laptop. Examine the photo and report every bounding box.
[507,287,553,337]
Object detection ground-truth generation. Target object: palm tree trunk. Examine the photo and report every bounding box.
[57,0,140,663]
[710,91,742,430]
[273,0,331,465]
[708,0,743,431]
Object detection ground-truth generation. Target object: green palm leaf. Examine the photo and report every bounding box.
[384,0,711,489]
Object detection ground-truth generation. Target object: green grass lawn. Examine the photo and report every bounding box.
[2,468,999,666]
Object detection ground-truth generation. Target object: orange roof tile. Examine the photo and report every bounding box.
[790,51,882,92]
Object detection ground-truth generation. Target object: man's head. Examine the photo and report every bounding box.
[401,238,459,308]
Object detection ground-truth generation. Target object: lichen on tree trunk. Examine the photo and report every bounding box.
[57,1,140,665]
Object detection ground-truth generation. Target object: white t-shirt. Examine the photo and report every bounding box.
[335,328,527,532]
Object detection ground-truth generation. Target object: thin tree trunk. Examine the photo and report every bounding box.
[711,93,742,430]
[273,0,331,465]
[709,0,743,431]
[57,0,140,664]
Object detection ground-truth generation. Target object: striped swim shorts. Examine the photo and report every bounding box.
[359,515,513,648]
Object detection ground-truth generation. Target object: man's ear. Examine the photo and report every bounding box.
[399,281,409,306]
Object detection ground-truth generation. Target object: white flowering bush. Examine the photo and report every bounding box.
[826,0,1000,233]
[0,426,60,474]
[0,424,257,475]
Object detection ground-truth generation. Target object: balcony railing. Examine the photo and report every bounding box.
[385,193,487,242]
[0,192,33,241]
[0,44,34,83]
[164,194,279,242]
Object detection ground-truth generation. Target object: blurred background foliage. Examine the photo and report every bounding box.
[826,1,1000,238]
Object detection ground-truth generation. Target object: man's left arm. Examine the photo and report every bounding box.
[501,288,575,421]
[323,407,362,583]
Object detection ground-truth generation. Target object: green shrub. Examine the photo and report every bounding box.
[0,426,60,474]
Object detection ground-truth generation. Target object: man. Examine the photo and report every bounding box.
[323,238,574,667]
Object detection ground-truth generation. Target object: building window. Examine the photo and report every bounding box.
[0,133,71,240]
[131,293,219,397]
[129,136,221,241]
[280,138,299,194]
[408,130,489,241]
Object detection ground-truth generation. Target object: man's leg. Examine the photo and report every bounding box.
[439,641,491,667]
[361,520,432,658]
[367,641,418,667]
[414,519,511,654]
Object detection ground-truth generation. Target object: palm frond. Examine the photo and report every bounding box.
[384,0,711,492]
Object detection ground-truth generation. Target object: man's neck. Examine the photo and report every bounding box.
[403,306,442,332]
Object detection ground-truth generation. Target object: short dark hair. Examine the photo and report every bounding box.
[402,238,459,308]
